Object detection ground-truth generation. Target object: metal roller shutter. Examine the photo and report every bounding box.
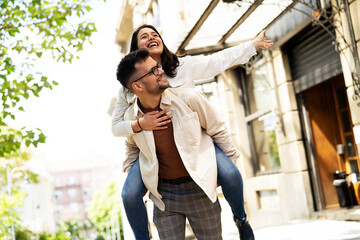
[284,23,342,93]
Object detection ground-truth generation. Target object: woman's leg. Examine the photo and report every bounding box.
[121,158,150,240]
[214,143,246,221]
[215,143,255,240]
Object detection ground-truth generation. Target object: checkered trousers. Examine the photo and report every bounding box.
[153,180,222,240]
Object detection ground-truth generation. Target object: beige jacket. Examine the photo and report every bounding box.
[123,88,239,210]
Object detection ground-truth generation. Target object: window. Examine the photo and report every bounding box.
[67,188,77,198]
[55,177,62,187]
[256,190,281,211]
[81,174,90,183]
[55,204,63,214]
[67,176,76,185]
[84,200,92,211]
[195,78,221,113]
[83,187,91,196]
[54,190,63,200]
[69,202,79,213]
[241,58,281,173]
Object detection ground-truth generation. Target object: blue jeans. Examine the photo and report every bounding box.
[121,144,245,240]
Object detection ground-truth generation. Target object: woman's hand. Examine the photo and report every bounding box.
[138,109,172,131]
[252,30,273,50]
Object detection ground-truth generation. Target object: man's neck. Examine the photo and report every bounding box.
[138,94,161,109]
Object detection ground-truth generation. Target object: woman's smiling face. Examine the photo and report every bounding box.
[137,27,164,59]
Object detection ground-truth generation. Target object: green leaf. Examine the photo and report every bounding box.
[5,64,15,73]
[26,74,34,82]
[36,52,42,58]
[55,17,67,26]
[25,140,31,147]
[38,133,46,143]
[8,28,20,37]
[43,81,52,89]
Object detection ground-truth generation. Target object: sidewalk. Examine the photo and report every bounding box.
[219,196,360,240]
[311,205,360,221]
[254,219,360,240]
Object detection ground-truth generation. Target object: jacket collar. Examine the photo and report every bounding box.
[133,89,172,117]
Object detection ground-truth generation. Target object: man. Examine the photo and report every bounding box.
[117,48,244,240]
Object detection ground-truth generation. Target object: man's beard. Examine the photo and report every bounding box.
[143,82,169,94]
[154,75,169,93]
[159,84,169,90]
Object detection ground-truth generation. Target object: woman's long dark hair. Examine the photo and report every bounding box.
[130,24,179,78]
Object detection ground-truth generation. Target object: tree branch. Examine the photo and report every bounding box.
[0,19,48,31]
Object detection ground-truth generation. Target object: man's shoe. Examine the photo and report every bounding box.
[235,218,255,240]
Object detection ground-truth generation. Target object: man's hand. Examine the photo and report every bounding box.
[138,109,172,131]
[252,30,274,50]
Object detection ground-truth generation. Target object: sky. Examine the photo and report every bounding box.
[11,0,125,165]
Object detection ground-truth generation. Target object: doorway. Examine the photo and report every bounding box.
[303,74,359,209]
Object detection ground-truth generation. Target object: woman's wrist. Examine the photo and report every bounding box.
[131,119,142,133]
[251,39,260,50]
[137,118,143,131]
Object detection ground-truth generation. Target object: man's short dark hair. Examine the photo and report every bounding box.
[116,48,150,89]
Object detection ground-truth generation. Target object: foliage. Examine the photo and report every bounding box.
[57,220,85,240]
[0,192,25,239]
[95,235,105,240]
[0,0,99,158]
[0,0,102,239]
[88,180,124,240]
[15,227,36,240]
[32,228,71,240]
[266,130,280,169]
[39,230,71,240]
[19,219,85,240]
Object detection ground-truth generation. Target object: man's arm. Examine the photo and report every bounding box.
[183,89,240,163]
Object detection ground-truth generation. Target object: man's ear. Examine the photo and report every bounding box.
[131,81,143,93]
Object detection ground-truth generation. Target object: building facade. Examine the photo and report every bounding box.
[20,159,56,234]
[115,0,360,232]
[52,169,93,224]
[49,155,123,231]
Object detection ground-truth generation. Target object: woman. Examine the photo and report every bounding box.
[112,24,272,240]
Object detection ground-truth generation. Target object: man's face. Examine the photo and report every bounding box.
[133,56,169,94]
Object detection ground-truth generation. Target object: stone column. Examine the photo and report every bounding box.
[333,0,360,153]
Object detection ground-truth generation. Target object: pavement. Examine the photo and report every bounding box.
[219,199,360,240]
[138,198,360,240]
[254,219,360,240]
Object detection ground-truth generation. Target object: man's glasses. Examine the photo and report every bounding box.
[134,63,161,82]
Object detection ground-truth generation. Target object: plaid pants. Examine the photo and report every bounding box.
[153,179,222,240]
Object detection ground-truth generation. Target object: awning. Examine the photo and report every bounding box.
[175,0,296,55]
